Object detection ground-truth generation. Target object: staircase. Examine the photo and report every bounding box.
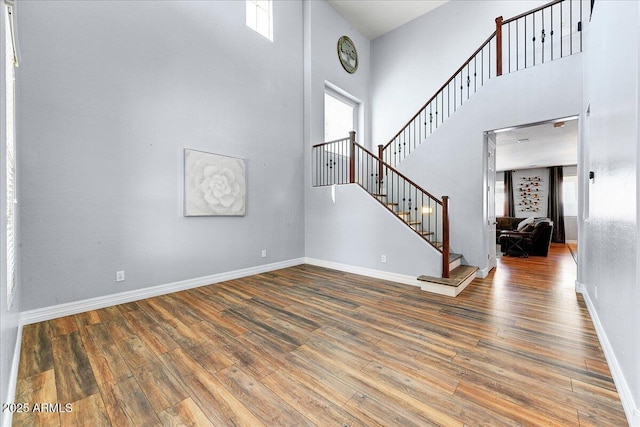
[311,0,583,296]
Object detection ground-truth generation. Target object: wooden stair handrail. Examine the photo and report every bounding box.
[353,141,442,205]
[502,0,563,24]
[382,31,496,151]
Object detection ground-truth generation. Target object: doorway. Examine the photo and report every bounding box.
[488,117,579,264]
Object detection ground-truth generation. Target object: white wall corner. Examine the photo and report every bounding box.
[578,284,640,426]
[2,322,23,427]
[476,267,490,279]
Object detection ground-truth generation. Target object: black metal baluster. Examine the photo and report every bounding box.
[551,5,554,60]
[570,0,573,54]
[474,56,477,93]
[467,63,470,99]
[488,41,491,77]
[516,20,519,70]
[460,71,463,106]
[560,2,563,57]
[540,9,545,64]
[481,47,484,85]
[508,22,511,73]
[579,0,582,52]
[454,75,457,112]
[532,12,536,66]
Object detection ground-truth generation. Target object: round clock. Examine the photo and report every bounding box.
[337,36,358,74]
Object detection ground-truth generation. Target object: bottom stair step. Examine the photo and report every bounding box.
[416,265,478,296]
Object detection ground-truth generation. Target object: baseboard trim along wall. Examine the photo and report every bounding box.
[20,258,305,326]
[304,257,424,288]
[577,282,640,426]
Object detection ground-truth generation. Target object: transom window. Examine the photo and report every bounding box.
[246,0,273,41]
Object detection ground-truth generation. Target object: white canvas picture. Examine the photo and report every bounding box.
[184,149,246,216]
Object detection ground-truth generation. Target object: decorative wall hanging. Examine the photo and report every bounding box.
[337,35,358,74]
[184,149,246,216]
[517,176,542,213]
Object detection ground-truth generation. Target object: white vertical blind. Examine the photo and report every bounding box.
[5,2,17,309]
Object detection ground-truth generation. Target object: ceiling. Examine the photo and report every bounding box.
[326,0,449,40]
[495,119,578,172]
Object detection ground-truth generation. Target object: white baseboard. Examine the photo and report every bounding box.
[2,322,23,427]
[304,257,475,297]
[20,258,305,325]
[577,282,640,426]
[304,257,423,288]
[477,267,490,278]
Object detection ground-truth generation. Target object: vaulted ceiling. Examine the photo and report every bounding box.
[326,0,449,40]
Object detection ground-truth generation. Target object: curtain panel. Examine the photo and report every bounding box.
[548,166,566,243]
[503,170,515,217]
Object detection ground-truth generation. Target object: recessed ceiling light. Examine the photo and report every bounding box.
[554,121,565,128]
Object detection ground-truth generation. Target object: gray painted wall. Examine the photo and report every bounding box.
[580,0,639,420]
[16,0,305,311]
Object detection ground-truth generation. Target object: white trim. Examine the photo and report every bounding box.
[2,322,22,427]
[20,258,305,325]
[476,267,490,278]
[305,257,422,287]
[304,257,473,297]
[577,282,640,426]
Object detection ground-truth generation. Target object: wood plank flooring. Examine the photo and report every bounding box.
[13,244,628,426]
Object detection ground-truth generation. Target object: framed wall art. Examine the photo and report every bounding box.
[184,149,246,216]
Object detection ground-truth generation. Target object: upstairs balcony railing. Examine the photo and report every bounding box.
[382,0,584,167]
[312,132,451,277]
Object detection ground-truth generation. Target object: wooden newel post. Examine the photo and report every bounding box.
[377,144,384,192]
[349,131,356,184]
[495,16,503,77]
[442,196,450,278]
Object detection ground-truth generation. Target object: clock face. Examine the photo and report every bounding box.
[337,36,358,74]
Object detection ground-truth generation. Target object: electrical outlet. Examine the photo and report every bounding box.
[594,286,598,300]
[116,271,125,282]
[261,250,267,258]
[381,255,387,263]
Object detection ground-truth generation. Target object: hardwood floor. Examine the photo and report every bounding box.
[13,244,627,426]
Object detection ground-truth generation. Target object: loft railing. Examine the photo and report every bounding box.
[382,0,584,167]
[312,132,451,278]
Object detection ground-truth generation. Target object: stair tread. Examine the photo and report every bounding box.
[396,211,410,216]
[420,231,434,235]
[449,253,463,263]
[407,221,421,225]
[417,265,478,287]
[373,194,387,198]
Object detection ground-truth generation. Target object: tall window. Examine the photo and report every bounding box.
[4,1,17,309]
[495,179,505,217]
[246,0,272,41]
[563,174,578,216]
[324,89,358,142]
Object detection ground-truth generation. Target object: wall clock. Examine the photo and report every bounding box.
[337,36,358,74]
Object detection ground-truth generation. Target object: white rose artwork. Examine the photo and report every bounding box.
[184,149,246,216]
